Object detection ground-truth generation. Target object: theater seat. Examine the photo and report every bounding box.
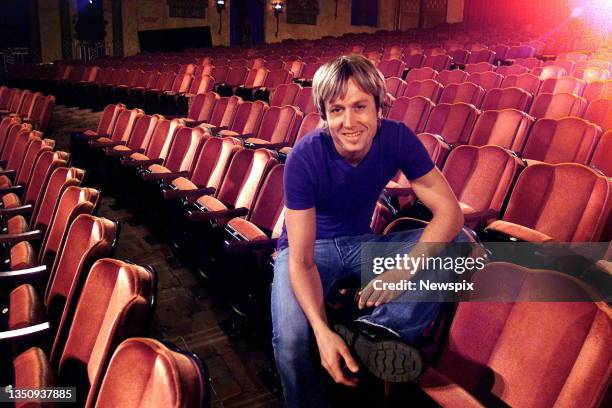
[439,82,485,107]
[442,145,524,229]
[386,96,434,133]
[501,72,541,95]
[468,108,534,153]
[590,129,612,177]
[529,92,587,120]
[2,214,116,356]
[522,117,602,166]
[584,98,612,131]
[467,71,504,91]
[403,79,443,102]
[242,105,303,149]
[10,258,156,407]
[417,262,611,408]
[423,102,480,146]
[480,87,532,111]
[94,338,208,408]
[436,69,468,86]
[484,163,611,242]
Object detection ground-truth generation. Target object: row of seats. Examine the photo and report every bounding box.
[392,65,611,99]
[386,75,610,127]
[0,86,55,131]
[0,105,208,406]
[387,97,610,170]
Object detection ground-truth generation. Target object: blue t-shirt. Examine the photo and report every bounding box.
[277,119,434,249]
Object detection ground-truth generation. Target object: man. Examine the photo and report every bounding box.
[272,55,465,407]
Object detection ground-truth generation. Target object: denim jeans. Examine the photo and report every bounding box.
[271,228,471,408]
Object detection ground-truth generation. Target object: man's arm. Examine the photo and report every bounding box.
[358,167,464,308]
[286,207,359,386]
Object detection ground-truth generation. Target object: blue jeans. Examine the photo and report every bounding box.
[271,228,470,408]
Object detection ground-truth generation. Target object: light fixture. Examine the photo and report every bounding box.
[272,1,284,38]
[216,0,225,35]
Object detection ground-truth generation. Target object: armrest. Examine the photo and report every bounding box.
[162,186,215,199]
[231,133,256,140]
[224,238,278,254]
[0,265,47,281]
[105,148,134,157]
[120,158,163,167]
[244,140,289,149]
[0,322,52,344]
[141,170,189,181]
[463,209,499,224]
[0,204,33,217]
[0,229,42,244]
[383,187,415,197]
[90,140,125,148]
[209,126,228,134]
[0,170,15,178]
[184,119,210,127]
[0,185,24,196]
[187,206,248,222]
[75,132,109,140]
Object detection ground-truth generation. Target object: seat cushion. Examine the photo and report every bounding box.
[172,177,197,190]
[486,220,555,242]
[417,368,485,408]
[196,195,228,212]
[7,215,28,235]
[14,347,56,391]
[2,192,21,209]
[227,218,268,241]
[82,129,99,137]
[9,284,46,330]
[10,241,36,271]
[218,129,240,137]
[148,164,170,174]
[129,152,150,161]
[0,174,12,189]
[245,137,270,145]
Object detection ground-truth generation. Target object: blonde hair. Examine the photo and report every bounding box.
[312,54,390,120]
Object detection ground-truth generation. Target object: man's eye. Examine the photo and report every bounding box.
[330,108,342,113]
[356,105,366,110]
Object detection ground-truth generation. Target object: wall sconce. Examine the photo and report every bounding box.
[216,0,225,34]
[272,1,284,37]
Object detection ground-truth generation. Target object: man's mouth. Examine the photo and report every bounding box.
[343,130,363,140]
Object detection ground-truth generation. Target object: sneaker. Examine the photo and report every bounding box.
[334,323,423,383]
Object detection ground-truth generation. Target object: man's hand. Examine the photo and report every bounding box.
[358,268,409,309]
[314,327,359,387]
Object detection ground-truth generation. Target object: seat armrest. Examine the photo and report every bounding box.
[231,133,256,139]
[463,209,499,225]
[244,141,289,150]
[209,126,228,134]
[90,140,126,148]
[162,186,215,199]
[0,229,42,244]
[0,322,52,344]
[0,170,16,178]
[184,119,210,127]
[187,206,248,222]
[0,204,33,217]
[75,132,109,140]
[120,157,163,167]
[105,148,134,157]
[0,265,48,281]
[142,170,189,181]
[224,238,278,254]
[0,185,24,197]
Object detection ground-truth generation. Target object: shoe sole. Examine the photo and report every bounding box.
[335,324,423,383]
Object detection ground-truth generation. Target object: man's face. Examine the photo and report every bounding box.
[325,77,379,165]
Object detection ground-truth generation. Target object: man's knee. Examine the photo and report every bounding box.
[272,327,310,367]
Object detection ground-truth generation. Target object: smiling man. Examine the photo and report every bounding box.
[271,55,466,408]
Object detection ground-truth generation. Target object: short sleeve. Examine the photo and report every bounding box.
[396,124,435,180]
[284,148,317,210]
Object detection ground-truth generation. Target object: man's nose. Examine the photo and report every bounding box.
[343,109,355,127]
